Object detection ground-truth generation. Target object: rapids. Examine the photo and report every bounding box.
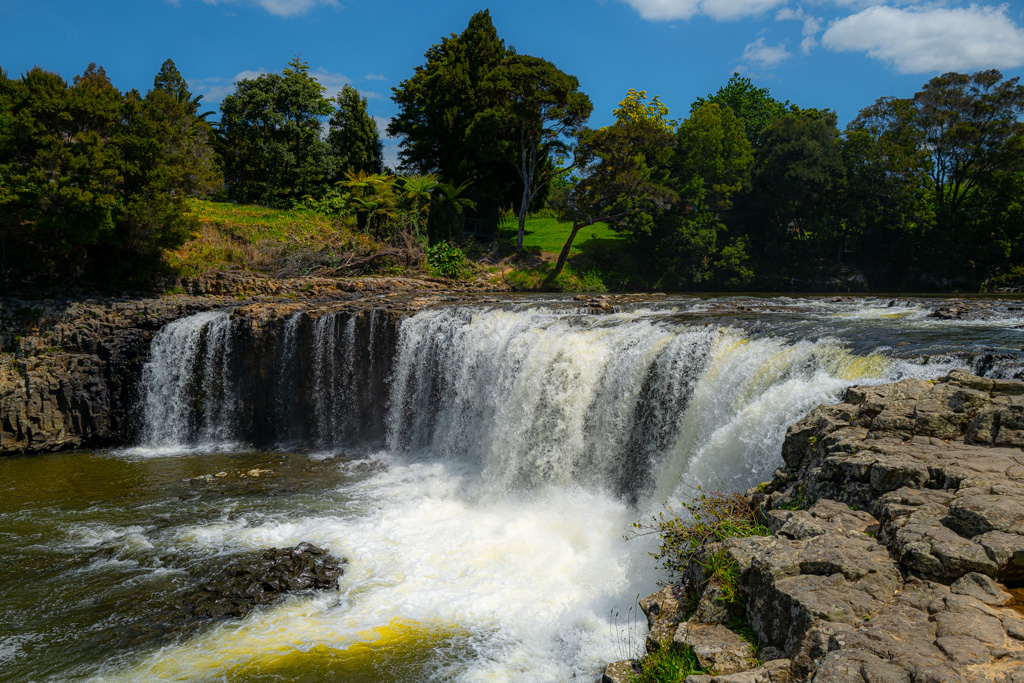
[2,295,1023,681]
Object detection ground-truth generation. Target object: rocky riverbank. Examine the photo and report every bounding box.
[607,370,1024,682]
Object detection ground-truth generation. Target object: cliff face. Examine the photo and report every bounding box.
[0,278,456,455]
[0,296,225,453]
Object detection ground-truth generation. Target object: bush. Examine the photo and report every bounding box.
[631,486,769,580]
[426,241,466,278]
[630,643,707,683]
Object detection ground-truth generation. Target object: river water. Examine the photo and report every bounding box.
[2,296,1022,681]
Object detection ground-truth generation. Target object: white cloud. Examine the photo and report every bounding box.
[310,67,351,99]
[364,73,387,81]
[620,0,786,21]
[776,6,822,53]
[741,37,792,66]
[822,4,1024,73]
[181,0,340,17]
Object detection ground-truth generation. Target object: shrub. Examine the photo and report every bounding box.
[630,486,769,580]
[426,241,466,278]
[630,643,707,683]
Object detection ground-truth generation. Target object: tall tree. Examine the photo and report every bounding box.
[914,70,1024,216]
[219,56,335,204]
[388,10,518,236]
[0,62,209,285]
[746,110,846,250]
[551,92,676,279]
[473,54,592,251]
[692,73,789,146]
[650,102,754,286]
[328,84,384,177]
[144,59,221,198]
[843,96,933,285]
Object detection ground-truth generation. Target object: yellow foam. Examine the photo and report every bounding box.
[111,617,472,682]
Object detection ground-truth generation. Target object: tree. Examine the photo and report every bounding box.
[473,54,592,251]
[328,84,384,177]
[550,95,676,280]
[650,102,754,286]
[388,10,519,236]
[0,61,211,285]
[914,70,1024,216]
[746,109,846,250]
[692,73,789,146]
[144,59,221,198]
[843,96,933,285]
[219,56,335,204]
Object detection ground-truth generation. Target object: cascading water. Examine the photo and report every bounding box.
[8,297,1024,681]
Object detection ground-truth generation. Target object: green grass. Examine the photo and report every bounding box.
[183,198,353,243]
[173,199,382,277]
[501,216,624,255]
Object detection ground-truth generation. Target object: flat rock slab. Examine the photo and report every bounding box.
[755,370,1024,583]
[675,621,756,674]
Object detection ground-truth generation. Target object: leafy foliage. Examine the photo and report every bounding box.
[219,57,335,205]
[328,84,384,177]
[388,10,520,236]
[473,54,593,251]
[692,73,789,146]
[425,241,466,278]
[631,487,769,580]
[0,61,220,287]
[629,643,707,683]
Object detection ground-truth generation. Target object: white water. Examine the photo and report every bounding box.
[115,301,980,681]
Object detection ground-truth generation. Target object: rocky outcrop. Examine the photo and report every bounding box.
[0,285,456,455]
[1,295,230,453]
[183,542,345,621]
[609,371,1024,683]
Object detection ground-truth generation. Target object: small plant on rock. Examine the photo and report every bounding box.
[629,485,769,580]
[629,642,707,683]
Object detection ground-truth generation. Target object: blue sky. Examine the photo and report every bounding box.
[3,0,1023,168]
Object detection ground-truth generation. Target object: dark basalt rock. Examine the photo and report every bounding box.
[182,542,345,622]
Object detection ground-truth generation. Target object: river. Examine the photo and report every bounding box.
[1,295,1022,681]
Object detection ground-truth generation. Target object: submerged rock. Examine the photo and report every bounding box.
[183,542,345,621]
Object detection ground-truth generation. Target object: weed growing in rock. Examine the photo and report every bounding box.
[629,643,707,683]
[610,596,645,662]
[699,548,745,607]
[629,485,769,580]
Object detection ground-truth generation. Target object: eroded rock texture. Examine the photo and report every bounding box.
[610,371,1024,683]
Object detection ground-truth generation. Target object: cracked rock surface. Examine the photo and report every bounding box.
[607,371,1024,683]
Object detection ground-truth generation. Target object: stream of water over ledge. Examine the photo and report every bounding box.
[2,295,1023,681]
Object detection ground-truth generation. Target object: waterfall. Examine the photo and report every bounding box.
[138,303,965,494]
[141,311,232,448]
[382,307,957,498]
[138,308,390,452]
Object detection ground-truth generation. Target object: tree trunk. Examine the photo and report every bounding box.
[516,183,531,252]
[550,222,584,280]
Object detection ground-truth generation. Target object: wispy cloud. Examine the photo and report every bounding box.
[310,67,351,99]
[167,0,340,18]
[776,7,823,54]
[620,0,786,21]
[741,37,791,67]
[822,4,1024,73]
[364,73,387,81]
[189,68,268,104]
